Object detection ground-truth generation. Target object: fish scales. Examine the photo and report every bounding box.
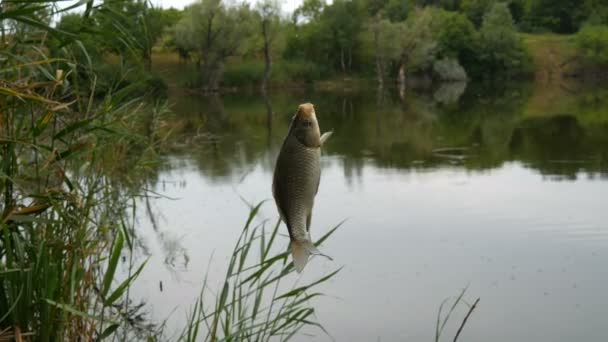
[274,133,320,241]
[272,103,332,273]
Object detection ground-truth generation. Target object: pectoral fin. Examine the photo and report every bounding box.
[320,131,333,146]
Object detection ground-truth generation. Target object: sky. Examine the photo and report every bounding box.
[152,0,302,13]
[58,0,303,15]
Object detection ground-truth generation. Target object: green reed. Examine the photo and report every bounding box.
[0,1,160,340]
[435,287,481,342]
[179,202,342,342]
[0,2,341,341]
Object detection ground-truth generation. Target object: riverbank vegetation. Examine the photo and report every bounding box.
[0,1,338,340]
[144,0,608,92]
[31,0,608,94]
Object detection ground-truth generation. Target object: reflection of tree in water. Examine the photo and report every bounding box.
[509,115,608,180]
[143,190,190,269]
[433,82,467,105]
[161,82,608,182]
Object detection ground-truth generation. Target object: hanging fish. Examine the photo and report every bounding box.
[272,103,333,273]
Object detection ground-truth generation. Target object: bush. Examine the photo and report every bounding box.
[222,61,265,87]
[576,25,608,65]
[436,11,480,77]
[433,58,468,81]
[274,60,325,83]
[220,60,325,87]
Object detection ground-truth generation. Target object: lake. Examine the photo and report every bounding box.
[128,80,608,341]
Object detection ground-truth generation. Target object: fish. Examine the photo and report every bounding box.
[272,103,333,273]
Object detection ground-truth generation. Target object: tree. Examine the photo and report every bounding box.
[384,0,410,22]
[174,0,255,90]
[525,0,587,33]
[97,0,166,70]
[396,7,440,90]
[479,2,527,76]
[50,13,101,64]
[256,0,281,93]
[320,0,364,73]
[285,0,364,75]
[371,17,402,86]
[577,24,608,65]
[436,11,479,76]
[460,0,495,27]
[292,0,325,23]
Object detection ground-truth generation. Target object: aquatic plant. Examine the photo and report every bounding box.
[179,202,342,342]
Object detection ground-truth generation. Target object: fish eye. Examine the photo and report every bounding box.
[301,120,312,128]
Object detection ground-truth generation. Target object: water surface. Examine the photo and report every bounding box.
[130,81,608,341]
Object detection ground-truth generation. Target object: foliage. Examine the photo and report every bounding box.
[173,0,256,90]
[576,24,608,65]
[319,0,365,73]
[460,0,496,27]
[256,0,283,91]
[384,0,410,22]
[179,204,341,341]
[478,2,530,77]
[433,57,468,81]
[292,0,325,23]
[47,0,174,96]
[96,0,166,70]
[0,2,166,340]
[522,0,602,33]
[156,0,608,86]
[435,11,480,76]
[1,2,342,341]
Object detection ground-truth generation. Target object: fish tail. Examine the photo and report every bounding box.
[291,239,333,273]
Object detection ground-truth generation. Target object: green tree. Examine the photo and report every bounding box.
[285,0,364,75]
[582,0,608,26]
[384,0,410,22]
[256,0,282,92]
[50,13,101,63]
[320,0,364,73]
[97,0,166,70]
[436,11,480,76]
[395,7,440,90]
[292,0,325,23]
[370,17,403,86]
[479,2,528,76]
[460,0,495,27]
[577,24,608,65]
[174,0,255,90]
[525,0,587,33]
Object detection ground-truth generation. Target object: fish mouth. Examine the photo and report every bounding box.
[296,103,316,120]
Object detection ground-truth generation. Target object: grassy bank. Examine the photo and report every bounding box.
[152,52,326,93]
[521,32,608,80]
[521,33,580,80]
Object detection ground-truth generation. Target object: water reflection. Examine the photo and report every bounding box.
[132,80,608,341]
[164,80,608,183]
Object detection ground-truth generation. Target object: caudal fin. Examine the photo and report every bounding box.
[291,240,333,273]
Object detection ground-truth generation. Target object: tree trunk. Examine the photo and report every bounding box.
[263,92,273,146]
[261,18,272,93]
[373,19,384,88]
[210,60,223,91]
[340,48,346,73]
[398,61,406,101]
[348,47,352,72]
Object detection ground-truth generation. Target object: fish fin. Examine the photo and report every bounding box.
[320,131,333,146]
[291,240,333,273]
